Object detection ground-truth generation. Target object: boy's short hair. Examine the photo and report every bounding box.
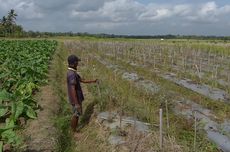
[68,55,81,65]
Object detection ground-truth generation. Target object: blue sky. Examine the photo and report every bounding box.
[0,0,230,36]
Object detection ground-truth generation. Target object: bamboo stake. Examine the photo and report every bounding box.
[166,100,169,129]
[194,111,197,152]
[195,64,201,82]
[199,58,202,74]
[159,108,163,150]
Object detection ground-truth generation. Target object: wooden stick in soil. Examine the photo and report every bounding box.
[194,111,197,152]
[195,64,201,82]
[166,100,169,129]
[159,108,163,151]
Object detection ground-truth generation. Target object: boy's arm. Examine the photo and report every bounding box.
[80,79,98,83]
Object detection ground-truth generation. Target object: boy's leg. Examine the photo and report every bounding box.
[71,104,82,132]
[71,115,79,132]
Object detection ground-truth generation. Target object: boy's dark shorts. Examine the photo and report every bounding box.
[72,104,81,117]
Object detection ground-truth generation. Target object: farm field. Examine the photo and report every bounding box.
[63,38,230,152]
[0,37,230,152]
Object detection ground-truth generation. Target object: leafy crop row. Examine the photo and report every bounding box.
[0,40,57,149]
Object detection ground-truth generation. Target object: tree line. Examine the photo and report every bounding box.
[1,9,230,40]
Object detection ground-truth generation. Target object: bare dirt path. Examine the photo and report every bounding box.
[22,84,59,152]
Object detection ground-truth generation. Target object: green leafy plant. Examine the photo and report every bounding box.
[0,40,57,149]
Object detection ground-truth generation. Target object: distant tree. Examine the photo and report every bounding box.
[0,16,7,26]
[0,9,23,37]
[0,16,7,36]
[7,9,17,24]
[7,9,18,35]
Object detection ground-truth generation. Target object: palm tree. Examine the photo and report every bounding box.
[7,9,17,25]
[3,9,18,36]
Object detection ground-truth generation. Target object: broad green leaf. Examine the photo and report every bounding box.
[26,82,37,95]
[0,126,14,134]
[11,102,16,119]
[0,107,8,117]
[14,101,24,120]
[0,141,2,152]
[5,118,14,128]
[26,107,36,119]
[1,129,21,145]
[0,72,9,79]
[0,90,11,102]
[1,129,15,141]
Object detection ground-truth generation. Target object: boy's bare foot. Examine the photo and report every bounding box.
[73,132,82,140]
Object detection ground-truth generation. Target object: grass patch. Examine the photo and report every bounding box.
[50,41,75,152]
